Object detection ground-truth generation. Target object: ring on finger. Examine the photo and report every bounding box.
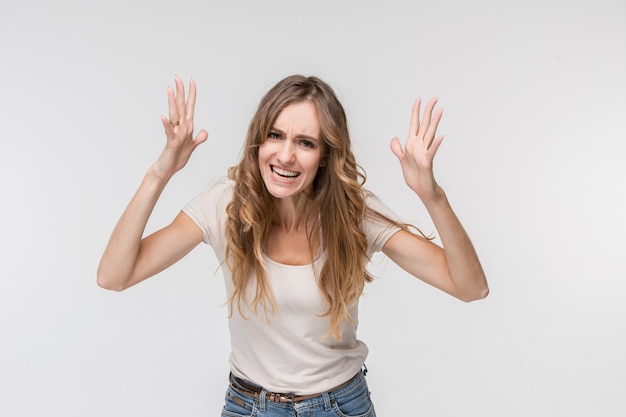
[170,120,180,127]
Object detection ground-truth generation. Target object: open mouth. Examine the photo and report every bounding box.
[271,165,300,179]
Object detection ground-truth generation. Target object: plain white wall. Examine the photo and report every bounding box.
[1,0,625,416]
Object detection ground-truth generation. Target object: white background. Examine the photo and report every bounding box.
[1,0,625,416]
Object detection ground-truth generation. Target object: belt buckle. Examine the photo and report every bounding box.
[269,392,295,403]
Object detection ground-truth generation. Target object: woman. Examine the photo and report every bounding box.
[97,74,488,416]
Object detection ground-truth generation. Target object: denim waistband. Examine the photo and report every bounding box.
[228,367,368,408]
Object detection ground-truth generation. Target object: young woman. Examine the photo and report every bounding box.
[97,74,488,416]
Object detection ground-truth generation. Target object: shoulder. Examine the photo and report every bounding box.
[186,177,234,210]
[363,189,401,223]
[361,189,402,254]
[181,177,234,244]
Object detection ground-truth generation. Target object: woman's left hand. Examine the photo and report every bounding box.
[390,98,444,201]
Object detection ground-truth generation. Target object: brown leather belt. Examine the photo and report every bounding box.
[230,372,358,404]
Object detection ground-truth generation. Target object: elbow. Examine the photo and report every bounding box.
[97,276,126,292]
[458,278,489,302]
[96,268,128,292]
[472,285,490,301]
[462,285,489,302]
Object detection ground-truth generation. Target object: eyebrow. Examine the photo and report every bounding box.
[270,127,320,143]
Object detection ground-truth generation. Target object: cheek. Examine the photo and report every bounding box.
[303,158,322,179]
[258,142,271,163]
[307,152,323,170]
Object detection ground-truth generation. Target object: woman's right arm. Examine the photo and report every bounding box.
[97,77,208,291]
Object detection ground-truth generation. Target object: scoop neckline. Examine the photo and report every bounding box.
[262,251,325,269]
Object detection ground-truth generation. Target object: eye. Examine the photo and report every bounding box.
[268,131,282,140]
[298,139,316,148]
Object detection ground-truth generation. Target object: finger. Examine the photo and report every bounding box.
[185,79,197,121]
[193,128,209,146]
[428,135,444,154]
[390,137,405,160]
[175,76,186,117]
[419,98,438,139]
[425,108,443,148]
[409,98,421,137]
[166,87,180,128]
[161,114,174,137]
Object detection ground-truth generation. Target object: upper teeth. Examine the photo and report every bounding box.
[272,166,298,177]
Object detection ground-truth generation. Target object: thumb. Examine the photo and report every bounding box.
[390,137,405,160]
[193,129,209,145]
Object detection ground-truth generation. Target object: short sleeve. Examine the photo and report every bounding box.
[363,192,403,257]
[181,178,233,247]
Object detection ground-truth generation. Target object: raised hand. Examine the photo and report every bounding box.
[97,76,207,291]
[390,98,444,202]
[153,76,208,179]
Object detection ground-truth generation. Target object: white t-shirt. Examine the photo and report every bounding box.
[182,179,401,395]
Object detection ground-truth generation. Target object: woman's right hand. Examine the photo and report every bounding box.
[97,77,207,291]
[152,76,208,179]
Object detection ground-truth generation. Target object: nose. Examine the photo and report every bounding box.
[276,139,296,164]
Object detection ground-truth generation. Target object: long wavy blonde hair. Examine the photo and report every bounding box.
[225,75,407,339]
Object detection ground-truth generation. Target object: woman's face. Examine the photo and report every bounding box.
[258,101,324,201]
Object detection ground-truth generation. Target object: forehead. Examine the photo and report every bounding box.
[273,101,320,137]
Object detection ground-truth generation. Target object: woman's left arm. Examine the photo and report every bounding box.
[383,98,488,302]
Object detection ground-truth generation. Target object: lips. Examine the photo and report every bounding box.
[271,165,300,178]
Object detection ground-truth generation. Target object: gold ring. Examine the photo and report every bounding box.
[170,120,180,127]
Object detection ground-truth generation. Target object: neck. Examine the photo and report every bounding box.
[271,192,318,232]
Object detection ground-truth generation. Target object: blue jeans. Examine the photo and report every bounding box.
[221,369,376,417]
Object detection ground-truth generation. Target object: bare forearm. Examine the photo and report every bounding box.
[422,187,488,301]
[96,167,171,290]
